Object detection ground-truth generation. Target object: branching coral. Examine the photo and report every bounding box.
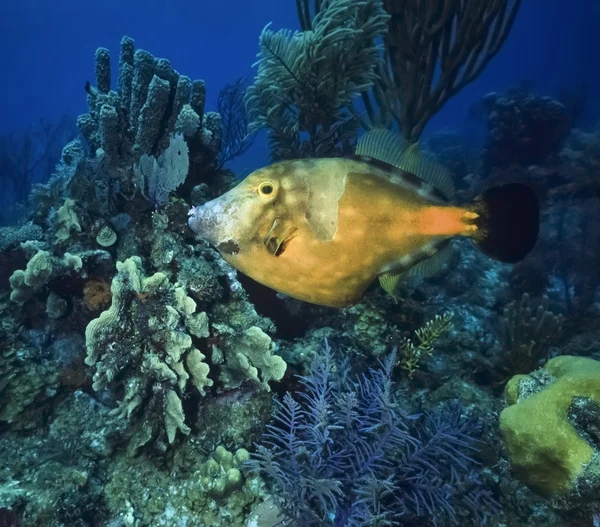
[379,0,522,141]
[398,312,453,376]
[246,0,389,160]
[500,293,563,377]
[297,0,521,142]
[216,77,255,169]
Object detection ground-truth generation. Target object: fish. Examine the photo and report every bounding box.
[188,129,539,308]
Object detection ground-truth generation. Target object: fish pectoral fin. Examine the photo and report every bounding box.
[263,219,297,257]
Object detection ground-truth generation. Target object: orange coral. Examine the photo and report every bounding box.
[83,279,111,311]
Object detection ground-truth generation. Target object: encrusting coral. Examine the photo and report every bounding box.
[84,256,213,451]
[500,356,600,501]
[84,254,287,452]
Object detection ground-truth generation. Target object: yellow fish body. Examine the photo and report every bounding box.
[188,130,538,308]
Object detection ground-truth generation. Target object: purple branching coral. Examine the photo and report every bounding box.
[249,342,497,527]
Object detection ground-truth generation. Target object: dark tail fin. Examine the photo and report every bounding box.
[473,183,539,263]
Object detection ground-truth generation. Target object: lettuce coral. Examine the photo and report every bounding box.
[85,256,213,451]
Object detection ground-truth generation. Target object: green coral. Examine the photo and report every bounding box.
[52,198,82,244]
[198,446,248,499]
[398,313,453,376]
[500,355,600,500]
[104,445,264,527]
[212,325,286,392]
[9,248,82,305]
[85,256,213,451]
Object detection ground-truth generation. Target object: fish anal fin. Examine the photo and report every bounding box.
[405,242,453,278]
[379,241,453,299]
[378,272,405,302]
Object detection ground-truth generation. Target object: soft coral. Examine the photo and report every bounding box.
[249,341,497,526]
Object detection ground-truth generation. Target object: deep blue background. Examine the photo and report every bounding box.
[1,0,598,172]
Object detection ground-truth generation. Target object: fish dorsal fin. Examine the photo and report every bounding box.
[355,129,408,169]
[405,241,453,278]
[355,130,455,200]
[397,143,455,200]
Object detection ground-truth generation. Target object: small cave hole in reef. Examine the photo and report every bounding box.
[237,273,310,340]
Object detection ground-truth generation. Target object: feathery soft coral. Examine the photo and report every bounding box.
[248,341,497,527]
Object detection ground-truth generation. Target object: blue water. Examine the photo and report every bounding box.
[1,0,598,172]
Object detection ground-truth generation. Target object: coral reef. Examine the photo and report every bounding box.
[482,89,571,174]
[2,17,600,527]
[500,356,600,507]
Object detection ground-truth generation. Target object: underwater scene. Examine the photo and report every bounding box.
[0,0,599,526]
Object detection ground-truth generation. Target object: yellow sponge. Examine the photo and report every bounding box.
[499,355,600,497]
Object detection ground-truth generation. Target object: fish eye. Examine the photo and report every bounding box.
[258,182,275,196]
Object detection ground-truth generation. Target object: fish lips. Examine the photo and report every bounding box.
[188,206,241,256]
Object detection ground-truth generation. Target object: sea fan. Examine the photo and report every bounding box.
[248,341,497,527]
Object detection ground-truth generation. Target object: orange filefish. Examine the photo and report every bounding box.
[188,130,539,308]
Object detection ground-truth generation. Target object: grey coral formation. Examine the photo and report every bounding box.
[29,35,225,224]
[78,36,220,171]
[0,298,59,427]
[245,0,389,160]
[0,223,43,252]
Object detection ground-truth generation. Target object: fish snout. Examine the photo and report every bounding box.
[188,206,206,236]
[188,202,241,256]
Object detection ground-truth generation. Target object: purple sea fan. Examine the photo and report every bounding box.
[248,341,497,527]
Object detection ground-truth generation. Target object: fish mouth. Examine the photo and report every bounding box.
[188,206,213,240]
